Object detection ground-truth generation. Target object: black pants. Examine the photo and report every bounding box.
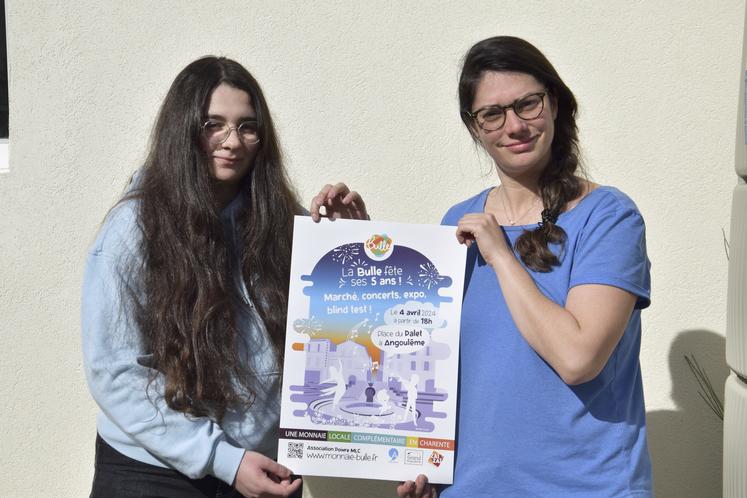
[90,435,301,498]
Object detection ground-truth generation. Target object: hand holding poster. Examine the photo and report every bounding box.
[278,216,466,483]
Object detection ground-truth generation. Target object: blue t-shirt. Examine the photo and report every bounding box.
[440,186,652,498]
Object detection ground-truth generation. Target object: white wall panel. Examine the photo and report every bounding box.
[737,69,747,179]
[724,374,747,498]
[727,182,747,377]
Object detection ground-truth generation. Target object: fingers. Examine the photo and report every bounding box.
[454,226,473,246]
[397,480,415,497]
[343,191,370,220]
[310,182,369,221]
[456,213,500,241]
[325,183,356,220]
[324,183,352,219]
[456,213,511,266]
[310,184,334,222]
[255,456,302,497]
[341,190,365,208]
[255,454,293,480]
[276,477,302,497]
[259,475,302,497]
[310,183,346,222]
[234,451,304,498]
[327,182,351,201]
[414,474,427,496]
[255,465,301,498]
[397,476,435,498]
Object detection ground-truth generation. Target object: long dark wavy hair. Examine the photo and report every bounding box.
[459,36,583,272]
[122,56,302,421]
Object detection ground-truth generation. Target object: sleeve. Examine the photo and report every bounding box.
[81,229,245,484]
[568,198,651,309]
[441,204,461,226]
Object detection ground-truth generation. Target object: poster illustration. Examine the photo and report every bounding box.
[278,216,466,483]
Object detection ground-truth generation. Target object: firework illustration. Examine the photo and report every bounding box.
[293,317,322,337]
[332,243,359,265]
[350,257,369,271]
[418,262,444,289]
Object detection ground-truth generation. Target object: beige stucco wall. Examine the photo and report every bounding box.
[0,1,742,497]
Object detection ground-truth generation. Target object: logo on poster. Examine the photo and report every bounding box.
[388,448,400,463]
[364,234,393,261]
[405,449,423,465]
[428,451,444,467]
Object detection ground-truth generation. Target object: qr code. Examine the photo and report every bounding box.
[287,442,304,459]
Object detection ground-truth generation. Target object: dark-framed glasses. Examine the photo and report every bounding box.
[202,119,260,146]
[466,92,546,132]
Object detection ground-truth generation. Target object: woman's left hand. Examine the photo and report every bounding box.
[310,182,369,222]
[455,213,511,267]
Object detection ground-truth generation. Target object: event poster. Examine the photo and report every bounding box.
[278,216,466,483]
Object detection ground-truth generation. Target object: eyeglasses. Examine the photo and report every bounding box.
[465,92,546,132]
[202,119,260,146]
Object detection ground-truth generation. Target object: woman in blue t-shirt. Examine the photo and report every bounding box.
[399,36,652,498]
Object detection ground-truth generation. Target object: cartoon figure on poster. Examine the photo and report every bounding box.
[288,234,454,432]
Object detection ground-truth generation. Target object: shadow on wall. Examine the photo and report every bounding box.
[647,329,727,498]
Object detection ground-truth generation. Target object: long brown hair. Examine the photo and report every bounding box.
[459,36,583,272]
[123,56,302,421]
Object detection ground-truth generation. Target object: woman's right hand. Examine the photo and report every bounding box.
[233,451,302,498]
[396,474,437,498]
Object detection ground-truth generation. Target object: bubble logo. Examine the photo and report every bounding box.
[364,234,393,261]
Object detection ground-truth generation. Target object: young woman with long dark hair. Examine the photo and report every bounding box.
[399,36,652,498]
[82,56,367,498]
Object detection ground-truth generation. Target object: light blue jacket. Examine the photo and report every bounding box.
[81,195,282,485]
